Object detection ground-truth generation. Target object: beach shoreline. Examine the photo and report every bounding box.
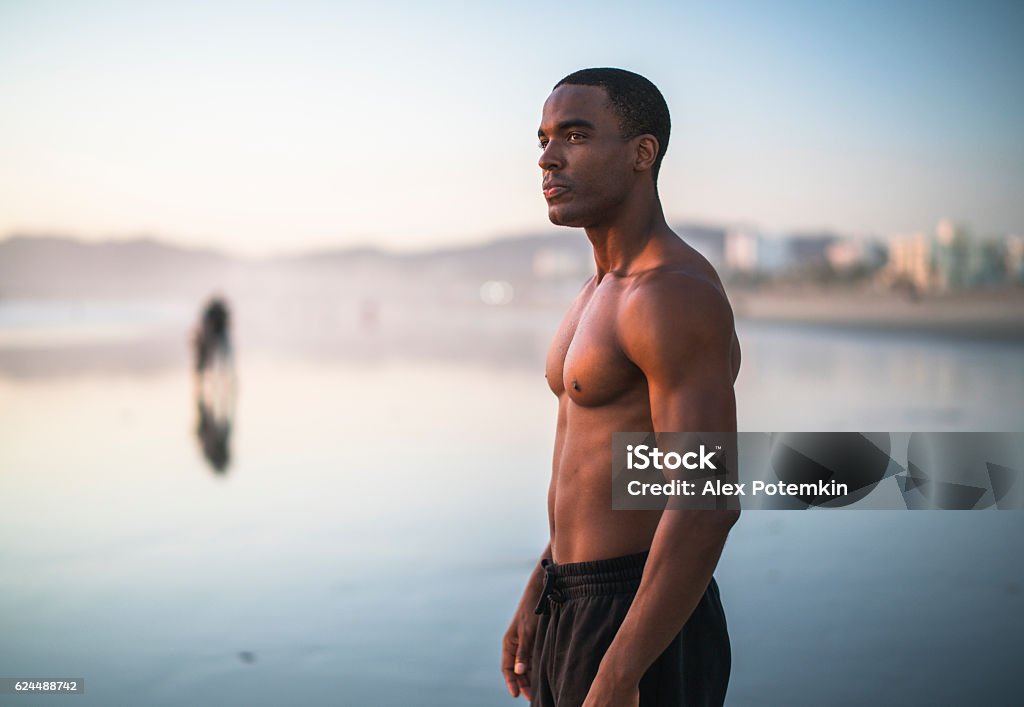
[730,287,1024,342]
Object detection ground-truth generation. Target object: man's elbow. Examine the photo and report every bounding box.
[683,508,741,533]
[720,508,741,528]
[707,508,740,533]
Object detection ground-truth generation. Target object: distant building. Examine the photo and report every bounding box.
[787,233,838,272]
[931,218,971,289]
[724,230,758,273]
[932,219,1006,289]
[882,231,934,291]
[826,237,888,276]
[881,219,1012,292]
[724,230,794,275]
[1006,235,1024,284]
[677,224,726,268]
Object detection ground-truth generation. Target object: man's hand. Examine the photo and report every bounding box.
[502,588,540,700]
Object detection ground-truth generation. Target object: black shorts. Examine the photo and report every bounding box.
[530,551,731,707]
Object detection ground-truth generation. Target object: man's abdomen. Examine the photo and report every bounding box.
[552,404,661,563]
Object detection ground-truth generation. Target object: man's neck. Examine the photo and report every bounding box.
[585,190,674,279]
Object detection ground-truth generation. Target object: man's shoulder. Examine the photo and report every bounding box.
[619,265,733,333]
[614,264,736,376]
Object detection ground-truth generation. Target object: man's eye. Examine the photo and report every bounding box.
[568,132,585,142]
[538,139,549,149]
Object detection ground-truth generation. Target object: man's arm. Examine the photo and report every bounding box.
[587,274,741,704]
[502,541,553,700]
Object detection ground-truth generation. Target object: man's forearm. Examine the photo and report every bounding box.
[595,510,738,687]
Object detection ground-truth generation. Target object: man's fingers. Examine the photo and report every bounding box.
[515,647,531,702]
[515,669,532,701]
[504,622,538,700]
[501,632,516,669]
[502,631,520,697]
[502,661,520,698]
[517,669,533,703]
[515,624,536,699]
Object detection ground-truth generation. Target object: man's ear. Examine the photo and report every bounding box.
[633,134,660,173]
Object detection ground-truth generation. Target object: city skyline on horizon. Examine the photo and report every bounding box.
[2,0,1022,256]
[2,213,1012,263]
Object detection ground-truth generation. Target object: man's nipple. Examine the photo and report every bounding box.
[572,379,581,392]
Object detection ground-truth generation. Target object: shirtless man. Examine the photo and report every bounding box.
[502,68,741,707]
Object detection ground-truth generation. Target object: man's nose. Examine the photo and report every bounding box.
[538,142,563,171]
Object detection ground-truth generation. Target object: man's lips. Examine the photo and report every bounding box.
[543,184,570,199]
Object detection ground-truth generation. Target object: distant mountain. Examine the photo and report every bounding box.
[283,231,589,270]
[0,235,240,299]
[0,223,730,299]
[0,232,574,298]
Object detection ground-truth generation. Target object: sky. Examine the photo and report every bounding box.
[1,0,1022,255]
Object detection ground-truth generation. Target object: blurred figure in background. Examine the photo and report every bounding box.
[191,296,236,474]
[194,297,231,374]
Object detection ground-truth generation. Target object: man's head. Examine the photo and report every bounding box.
[555,68,671,179]
[538,68,671,228]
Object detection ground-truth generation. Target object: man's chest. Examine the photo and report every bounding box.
[545,282,643,407]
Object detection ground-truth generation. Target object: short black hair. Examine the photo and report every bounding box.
[554,67,671,181]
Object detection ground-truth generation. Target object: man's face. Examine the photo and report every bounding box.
[538,84,636,228]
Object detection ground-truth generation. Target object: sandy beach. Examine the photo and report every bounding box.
[730,287,1024,341]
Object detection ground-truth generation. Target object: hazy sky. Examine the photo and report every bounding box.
[1,0,1021,255]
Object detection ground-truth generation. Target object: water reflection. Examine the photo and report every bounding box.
[2,301,1024,705]
[192,297,236,474]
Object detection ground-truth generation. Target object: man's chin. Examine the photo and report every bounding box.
[547,206,581,228]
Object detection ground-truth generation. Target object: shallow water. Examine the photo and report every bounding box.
[1,309,1022,705]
